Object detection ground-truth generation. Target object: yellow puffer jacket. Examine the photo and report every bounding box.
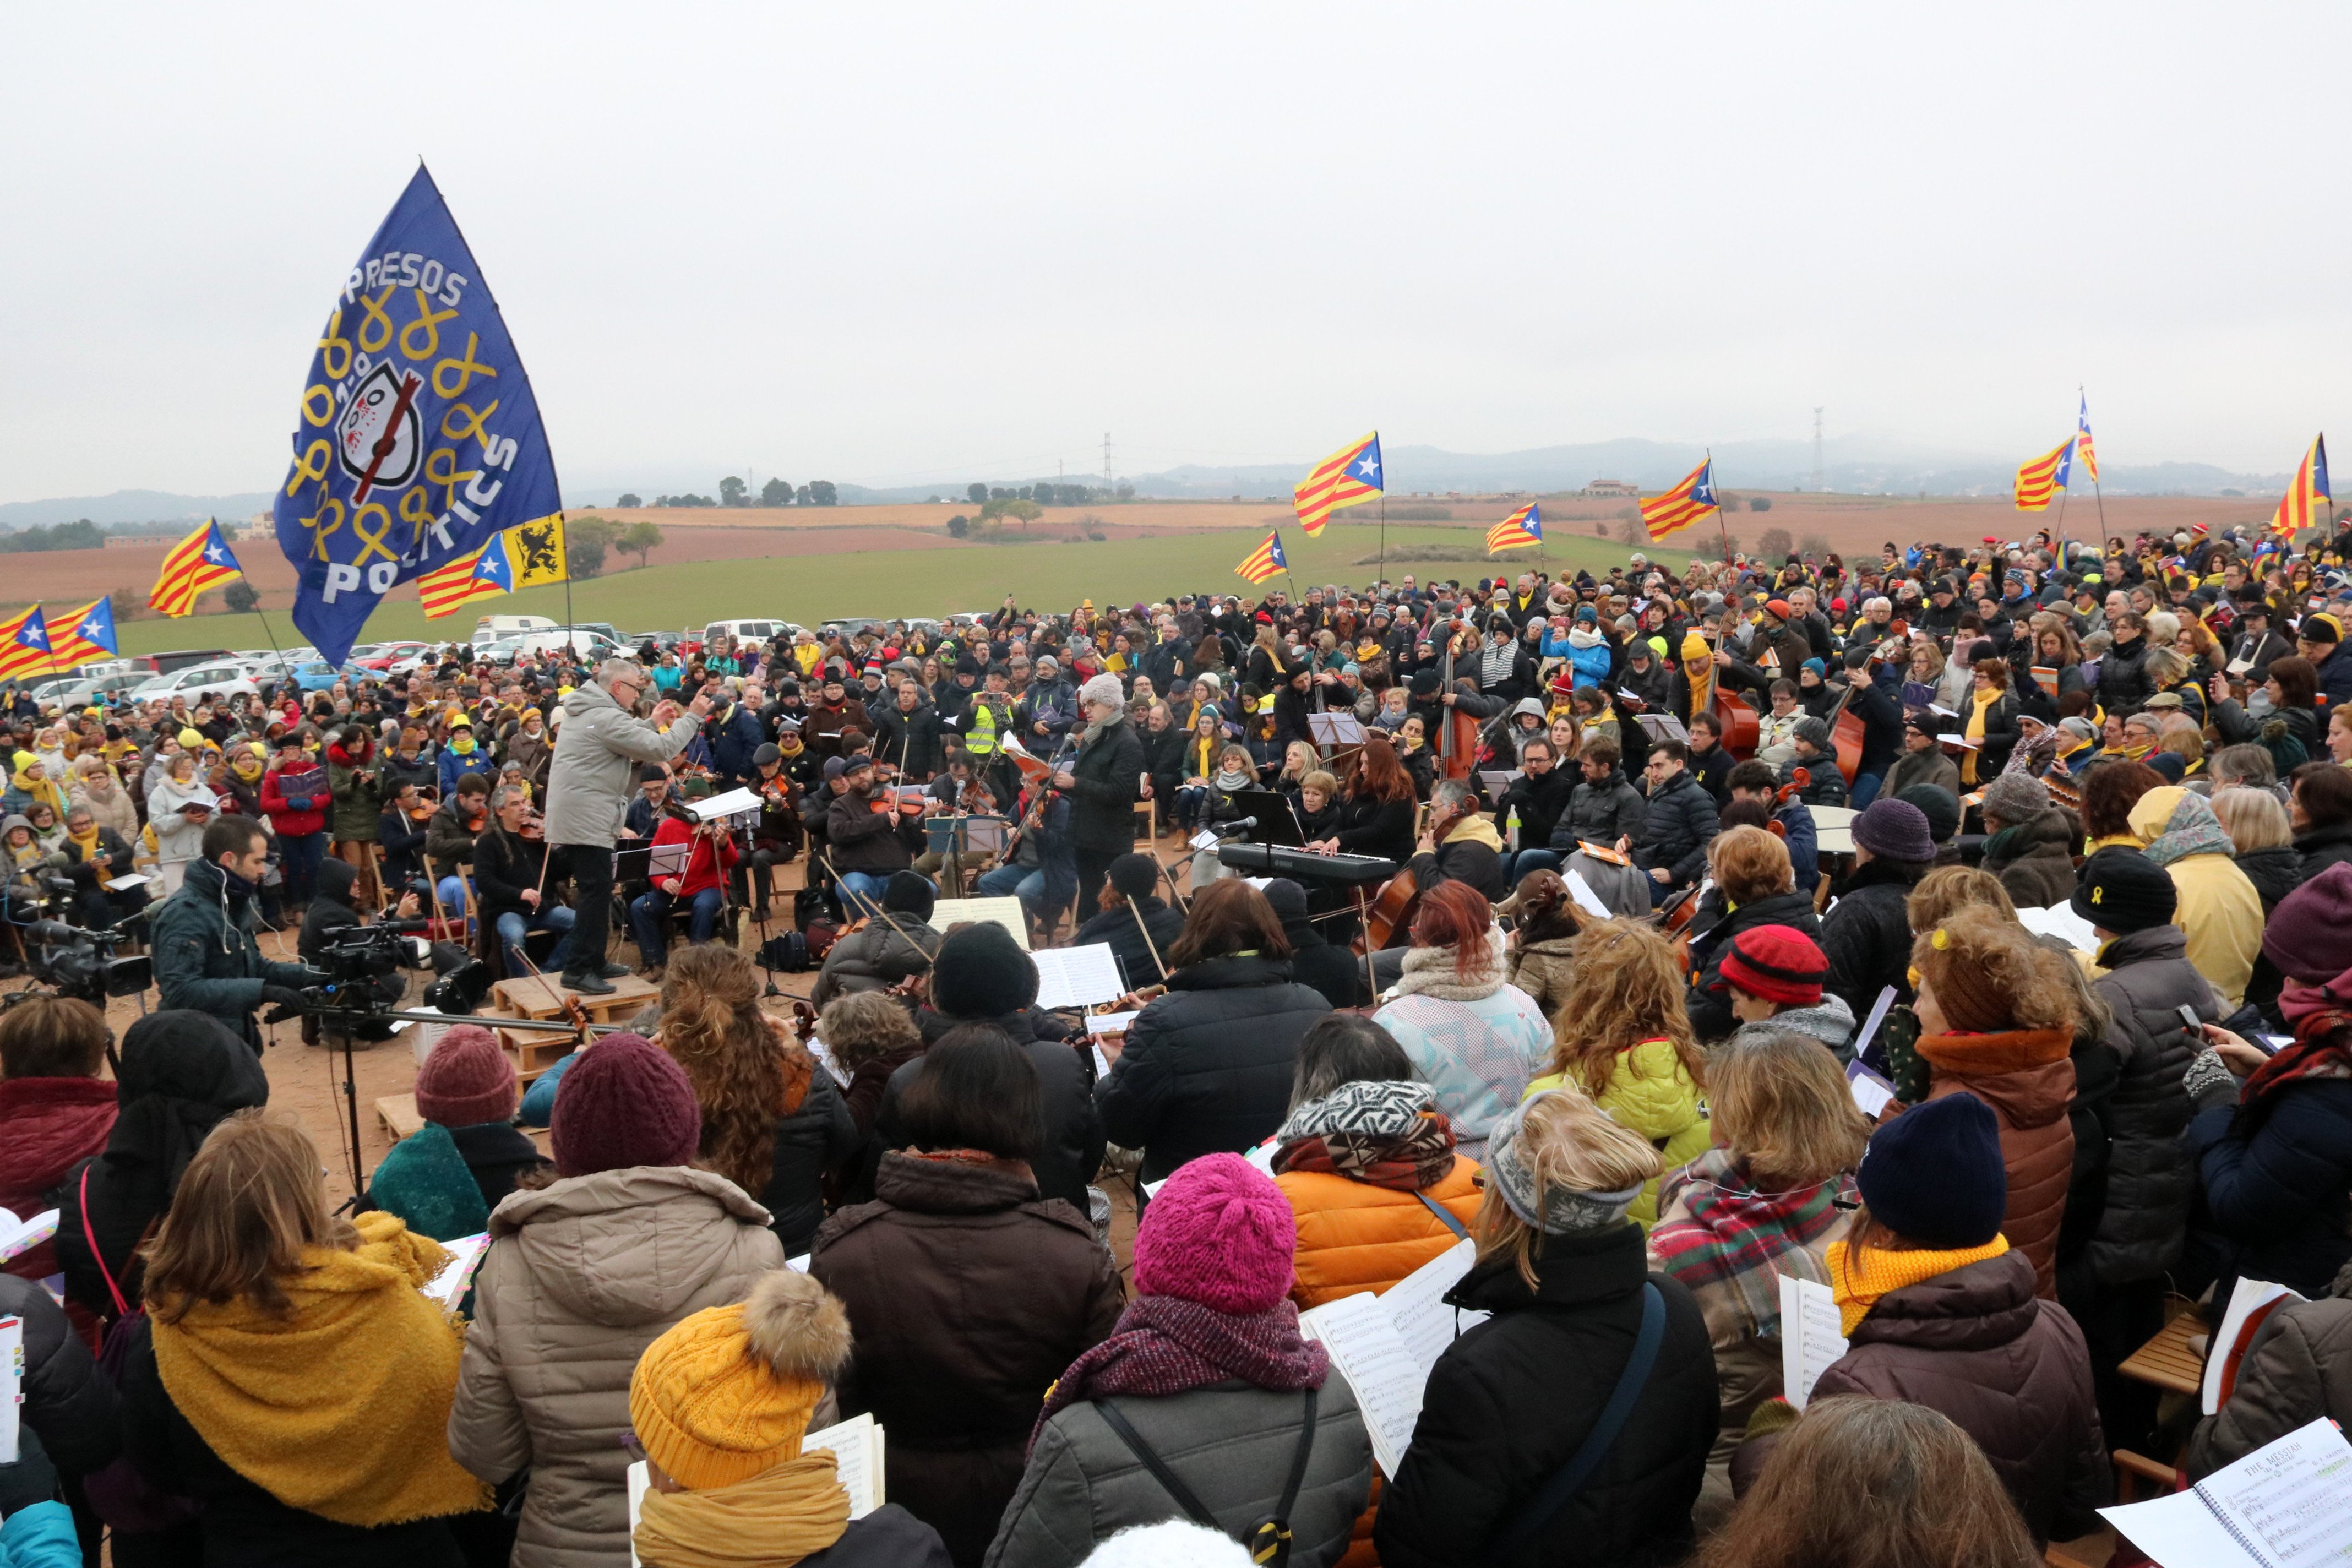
[1525,1037,1711,1227]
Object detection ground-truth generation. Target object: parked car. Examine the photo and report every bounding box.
[129,661,260,703]
[356,640,432,671]
[42,669,153,709]
[290,660,371,692]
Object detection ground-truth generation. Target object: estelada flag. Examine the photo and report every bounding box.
[2013,437,2075,512]
[2076,394,2099,484]
[1293,432,1382,536]
[274,165,563,664]
[2272,435,2331,537]
[0,607,53,682]
[1235,530,1287,585]
[47,598,118,668]
[416,529,516,618]
[1486,503,1542,553]
[149,520,244,617]
[1640,459,1719,541]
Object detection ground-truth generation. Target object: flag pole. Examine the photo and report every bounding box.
[1378,492,1386,587]
[2082,388,2109,551]
[1709,450,1732,569]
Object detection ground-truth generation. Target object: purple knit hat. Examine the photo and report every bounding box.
[2263,861,2352,982]
[1851,797,1936,863]
[414,1025,516,1129]
[1132,1153,1297,1314]
[550,1033,701,1178]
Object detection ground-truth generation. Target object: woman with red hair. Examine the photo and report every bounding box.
[1370,880,1552,1161]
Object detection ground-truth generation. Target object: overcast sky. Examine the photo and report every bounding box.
[3,3,2346,504]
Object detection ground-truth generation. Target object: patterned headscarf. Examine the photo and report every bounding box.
[1272,1080,1456,1192]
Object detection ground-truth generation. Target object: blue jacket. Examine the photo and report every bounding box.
[704,701,767,784]
[438,743,490,799]
[0,1504,79,1568]
[2186,1079,2352,1299]
[1776,799,1820,893]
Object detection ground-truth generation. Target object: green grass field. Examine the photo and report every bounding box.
[106,522,1696,657]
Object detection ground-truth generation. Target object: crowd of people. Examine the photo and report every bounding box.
[2,519,2351,1566]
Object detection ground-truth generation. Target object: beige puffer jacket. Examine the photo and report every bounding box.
[448,1165,785,1568]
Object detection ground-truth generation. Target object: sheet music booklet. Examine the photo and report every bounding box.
[1030,943,1126,1011]
[2202,1277,2306,1416]
[1778,1276,1848,1409]
[1297,1238,1489,1477]
[2100,1417,2352,1567]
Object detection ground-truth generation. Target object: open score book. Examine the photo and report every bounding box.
[1295,1238,1488,1477]
[2100,1417,2352,1567]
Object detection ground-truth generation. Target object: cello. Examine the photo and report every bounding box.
[1354,788,1477,956]
[1433,617,1481,782]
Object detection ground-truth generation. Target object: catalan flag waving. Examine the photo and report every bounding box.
[1640,459,1719,542]
[1234,530,1287,586]
[2076,394,2099,484]
[1486,502,1542,553]
[47,598,118,668]
[0,607,54,682]
[2272,435,2331,537]
[2013,437,2075,512]
[1293,432,1382,536]
[417,529,517,618]
[149,520,244,617]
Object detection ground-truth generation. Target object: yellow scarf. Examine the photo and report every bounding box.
[1961,687,2000,786]
[634,1451,850,1568]
[1827,1234,2011,1337]
[150,1211,488,1527]
[67,819,100,859]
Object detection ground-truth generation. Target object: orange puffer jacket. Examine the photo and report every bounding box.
[1915,1027,2077,1300]
[1278,1156,1485,1310]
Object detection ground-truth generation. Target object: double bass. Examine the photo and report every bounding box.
[1433,617,1481,782]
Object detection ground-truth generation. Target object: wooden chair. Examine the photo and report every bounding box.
[1132,797,1157,843]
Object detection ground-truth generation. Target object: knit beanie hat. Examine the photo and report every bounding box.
[1487,1092,1646,1237]
[413,1025,517,1128]
[1980,771,2050,824]
[1108,852,1161,902]
[1131,1153,1297,1314]
[1897,784,1961,846]
[2263,861,2352,982]
[628,1270,853,1491]
[550,1033,701,1178]
[883,870,937,922]
[1851,797,1935,863]
[2069,846,2177,935]
[1857,1092,2007,1249]
[929,922,1038,1020]
[1719,925,1827,1006]
[1793,716,1830,750]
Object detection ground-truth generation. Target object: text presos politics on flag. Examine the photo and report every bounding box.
[273,165,563,665]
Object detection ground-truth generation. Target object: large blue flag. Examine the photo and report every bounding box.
[273,165,563,663]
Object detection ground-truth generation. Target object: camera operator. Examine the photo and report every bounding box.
[151,816,326,1053]
[300,857,465,978]
[543,658,708,995]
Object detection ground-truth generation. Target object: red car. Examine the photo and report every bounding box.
[356,640,432,672]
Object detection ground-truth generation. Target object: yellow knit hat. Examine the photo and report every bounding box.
[627,1270,853,1492]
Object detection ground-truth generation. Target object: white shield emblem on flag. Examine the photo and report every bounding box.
[334,363,423,489]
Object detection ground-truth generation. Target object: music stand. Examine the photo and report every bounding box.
[1634,712,1689,744]
[1230,790,1305,846]
[1307,710,1365,754]
[927,814,1008,894]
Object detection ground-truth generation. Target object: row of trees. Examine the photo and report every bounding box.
[0,519,109,553]
[964,481,1133,507]
[563,516,665,578]
[611,478,839,509]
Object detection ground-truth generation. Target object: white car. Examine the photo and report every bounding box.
[39,670,150,709]
[130,662,261,704]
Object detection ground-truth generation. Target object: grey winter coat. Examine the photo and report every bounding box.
[2088,924,2214,1287]
[1550,771,1646,851]
[1985,808,2077,911]
[2188,1257,2352,1479]
[810,917,943,1008]
[1880,747,1961,802]
[448,1165,786,1568]
[986,1379,1374,1568]
[542,680,700,848]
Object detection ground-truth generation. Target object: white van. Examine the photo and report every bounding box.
[702,619,791,647]
[474,614,559,646]
[513,629,625,661]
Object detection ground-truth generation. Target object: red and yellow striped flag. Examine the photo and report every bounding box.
[1639,460,1719,542]
[1234,530,1287,585]
[417,532,516,618]
[2272,435,2331,537]
[1485,502,1542,553]
[1293,432,1382,536]
[2013,437,2075,512]
[148,520,244,617]
[47,598,118,668]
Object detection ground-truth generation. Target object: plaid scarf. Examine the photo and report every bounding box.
[1272,1080,1458,1192]
[2244,980,2352,1135]
[1649,1149,1856,1339]
[1028,1294,1326,1456]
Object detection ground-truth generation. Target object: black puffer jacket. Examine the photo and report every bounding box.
[875,1011,1106,1216]
[1375,1223,1717,1568]
[2234,845,2305,914]
[1685,889,1823,1043]
[1070,894,1186,992]
[1094,953,1331,1184]
[1985,808,2078,910]
[810,917,943,1008]
[1633,770,1719,887]
[2294,820,2352,881]
[2088,922,2212,1287]
[1063,715,1145,855]
[758,1069,861,1256]
[1551,771,1646,850]
[2097,633,2154,716]
[1820,858,1924,1016]
[0,1272,119,1478]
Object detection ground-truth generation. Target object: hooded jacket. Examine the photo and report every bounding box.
[810,915,944,1008]
[1756,1251,2108,1545]
[1096,953,1332,1185]
[813,1153,1125,1568]
[0,1073,116,1297]
[447,1166,786,1568]
[150,857,319,1052]
[2131,787,2264,1009]
[2088,924,2212,1287]
[542,680,700,848]
[1374,1224,1717,1568]
[325,743,382,841]
[1984,807,2077,911]
[1915,1028,2077,1299]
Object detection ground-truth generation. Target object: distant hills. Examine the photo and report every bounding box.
[3,437,2289,530]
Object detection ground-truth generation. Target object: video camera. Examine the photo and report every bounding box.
[14,917,151,1006]
[269,918,441,1038]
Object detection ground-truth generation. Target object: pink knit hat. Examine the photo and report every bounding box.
[414,1025,518,1128]
[551,1033,701,1178]
[1132,1153,1297,1314]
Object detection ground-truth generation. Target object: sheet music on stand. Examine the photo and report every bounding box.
[1308,711,1366,749]
[1635,712,1690,744]
[688,787,763,827]
[613,842,694,880]
[1477,770,1518,807]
